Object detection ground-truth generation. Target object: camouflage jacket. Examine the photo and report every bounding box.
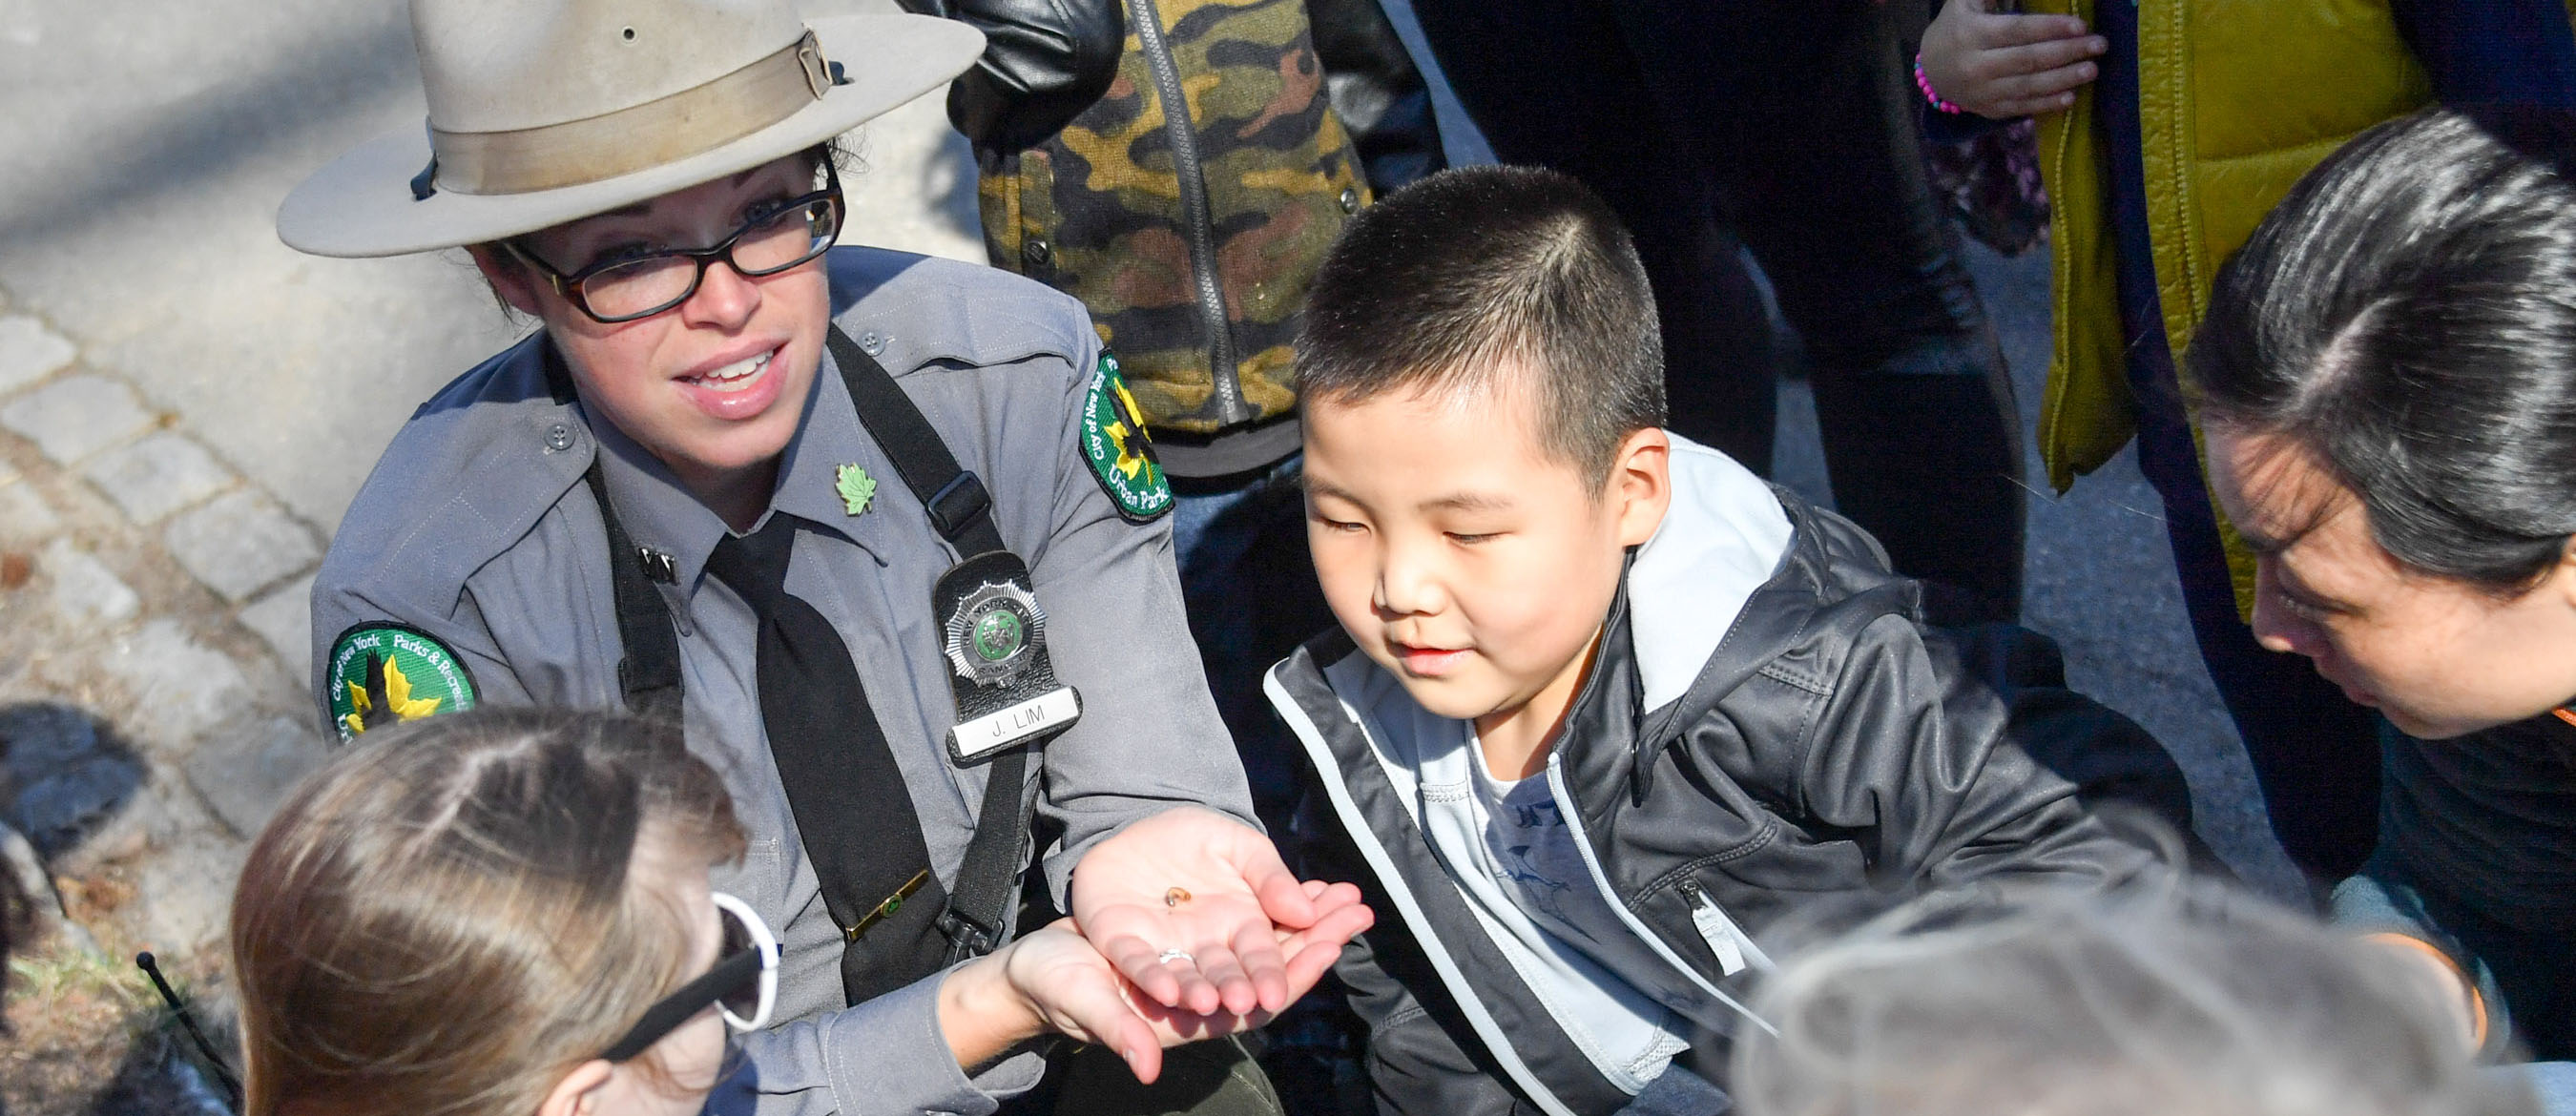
[973,0,1376,477]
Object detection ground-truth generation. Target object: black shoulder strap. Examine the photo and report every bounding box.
[825,325,1009,560]
[942,744,1035,961]
[543,346,686,722]
[826,324,1038,961]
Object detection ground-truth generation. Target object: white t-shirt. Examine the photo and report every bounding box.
[1468,746,1642,958]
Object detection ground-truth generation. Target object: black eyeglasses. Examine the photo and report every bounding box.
[510,163,845,324]
[600,892,780,1063]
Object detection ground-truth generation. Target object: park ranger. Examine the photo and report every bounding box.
[272,1,1371,1114]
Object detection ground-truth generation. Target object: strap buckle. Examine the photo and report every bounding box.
[936,906,1003,961]
[925,472,992,544]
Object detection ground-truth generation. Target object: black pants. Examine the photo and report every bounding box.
[1408,0,2025,623]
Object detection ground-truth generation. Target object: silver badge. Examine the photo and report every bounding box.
[942,580,1047,688]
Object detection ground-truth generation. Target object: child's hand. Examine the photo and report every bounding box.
[1920,0,2106,118]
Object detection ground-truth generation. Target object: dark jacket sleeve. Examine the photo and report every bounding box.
[1303,0,1446,194]
[1332,931,1541,1116]
[1797,615,2198,889]
[896,0,1124,152]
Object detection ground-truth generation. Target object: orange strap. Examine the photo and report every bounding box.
[2365,932,2490,1049]
[2551,707,2576,729]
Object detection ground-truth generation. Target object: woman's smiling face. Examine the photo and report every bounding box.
[2206,424,2576,739]
[479,154,832,502]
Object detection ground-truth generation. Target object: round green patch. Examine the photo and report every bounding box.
[1078,353,1173,523]
[324,623,478,743]
[972,608,1024,662]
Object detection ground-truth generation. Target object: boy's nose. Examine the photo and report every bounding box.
[1373,545,1445,618]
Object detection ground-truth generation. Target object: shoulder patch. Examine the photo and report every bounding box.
[1079,352,1174,523]
[323,622,479,743]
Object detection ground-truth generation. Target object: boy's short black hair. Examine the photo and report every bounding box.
[1297,165,1665,486]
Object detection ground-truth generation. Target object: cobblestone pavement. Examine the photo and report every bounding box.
[0,288,342,975]
[0,0,2299,1105]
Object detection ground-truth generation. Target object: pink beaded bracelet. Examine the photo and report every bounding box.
[1915,54,1963,114]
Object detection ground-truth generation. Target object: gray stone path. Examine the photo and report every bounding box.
[0,305,301,958]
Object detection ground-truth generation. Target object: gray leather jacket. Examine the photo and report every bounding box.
[1266,482,2192,1116]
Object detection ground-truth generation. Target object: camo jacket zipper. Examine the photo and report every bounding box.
[1124,0,1249,426]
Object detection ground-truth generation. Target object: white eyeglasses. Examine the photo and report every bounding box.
[599,891,780,1062]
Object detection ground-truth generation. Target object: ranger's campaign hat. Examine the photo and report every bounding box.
[278,0,983,258]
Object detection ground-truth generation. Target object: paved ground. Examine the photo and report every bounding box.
[0,6,2301,1083]
[0,0,982,537]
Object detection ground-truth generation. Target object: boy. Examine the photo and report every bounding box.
[1265,166,2193,1115]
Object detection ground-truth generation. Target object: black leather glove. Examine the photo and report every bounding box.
[897,0,1125,153]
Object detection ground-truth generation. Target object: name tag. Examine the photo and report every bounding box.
[948,686,1082,762]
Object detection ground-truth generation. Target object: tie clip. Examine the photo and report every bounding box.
[843,868,931,941]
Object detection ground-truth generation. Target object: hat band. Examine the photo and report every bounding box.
[431,30,831,196]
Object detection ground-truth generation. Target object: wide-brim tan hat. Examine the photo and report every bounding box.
[279,1,984,258]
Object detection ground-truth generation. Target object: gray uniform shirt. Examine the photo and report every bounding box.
[310,247,1255,1116]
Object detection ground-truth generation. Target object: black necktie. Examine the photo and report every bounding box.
[703,515,950,1004]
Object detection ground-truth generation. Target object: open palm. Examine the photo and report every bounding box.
[1069,807,1373,1018]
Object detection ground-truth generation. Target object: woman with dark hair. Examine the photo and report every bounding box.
[1922,0,2576,885]
[2189,107,2576,1064]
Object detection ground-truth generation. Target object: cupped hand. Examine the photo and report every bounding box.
[1001,908,1370,1084]
[1069,807,1374,1019]
[1920,0,2106,118]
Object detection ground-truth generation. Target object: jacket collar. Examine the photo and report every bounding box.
[1266,632,1645,1116]
[1625,436,1794,712]
[1550,436,1791,792]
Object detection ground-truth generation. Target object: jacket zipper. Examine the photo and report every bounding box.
[1544,758,1775,1035]
[1124,0,1247,425]
[1672,878,1766,977]
[1265,667,1585,1116]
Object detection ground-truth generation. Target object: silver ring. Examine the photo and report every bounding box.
[1155,947,1195,965]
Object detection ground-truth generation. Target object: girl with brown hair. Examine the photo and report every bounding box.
[232,707,1273,1116]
